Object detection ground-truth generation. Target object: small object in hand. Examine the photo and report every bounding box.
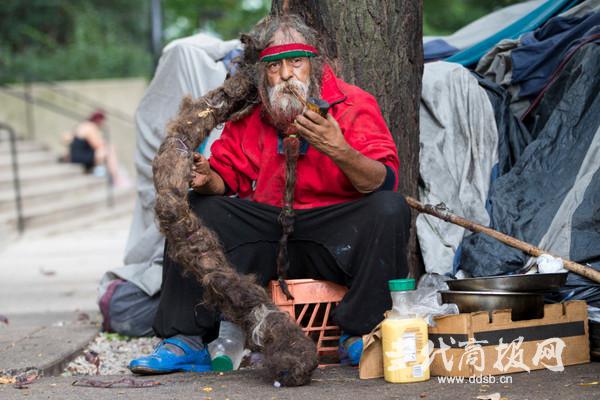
[307,97,330,117]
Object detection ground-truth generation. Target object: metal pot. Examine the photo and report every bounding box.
[446,273,567,293]
[439,290,545,321]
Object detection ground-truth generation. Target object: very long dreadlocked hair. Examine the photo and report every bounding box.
[152,16,321,387]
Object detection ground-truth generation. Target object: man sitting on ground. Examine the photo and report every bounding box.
[129,14,410,374]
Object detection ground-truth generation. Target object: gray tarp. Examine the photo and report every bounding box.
[99,34,239,300]
[416,62,499,275]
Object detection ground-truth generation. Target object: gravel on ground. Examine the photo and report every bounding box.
[62,333,158,376]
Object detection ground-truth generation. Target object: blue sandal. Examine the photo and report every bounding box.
[338,334,364,366]
[129,337,212,375]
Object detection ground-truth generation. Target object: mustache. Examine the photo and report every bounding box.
[268,80,309,102]
[264,80,309,129]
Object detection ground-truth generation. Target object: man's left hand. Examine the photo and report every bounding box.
[294,110,348,158]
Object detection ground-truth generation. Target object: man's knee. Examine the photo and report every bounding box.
[362,191,410,223]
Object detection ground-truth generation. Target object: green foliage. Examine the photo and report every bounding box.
[0,0,529,83]
[102,332,132,342]
[424,0,524,36]
[0,0,269,84]
[0,0,152,83]
[163,0,270,41]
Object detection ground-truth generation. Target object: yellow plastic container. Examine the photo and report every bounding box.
[382,279,430,383]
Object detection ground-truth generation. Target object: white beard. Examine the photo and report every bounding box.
[266,79,309,130]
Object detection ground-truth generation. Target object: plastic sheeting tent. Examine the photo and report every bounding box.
[98,34,239,336]
[417,0,600,321]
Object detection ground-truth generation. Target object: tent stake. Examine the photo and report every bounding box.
[405,196,600,284]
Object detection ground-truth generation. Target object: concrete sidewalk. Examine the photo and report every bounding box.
[0,215,130,314]
[1,210,599,399]
[1,308,598,399]
[0,361,599,400]
[0,311,100,378]
[0,309,598,400]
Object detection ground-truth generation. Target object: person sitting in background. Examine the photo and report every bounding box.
[60,110,127,187]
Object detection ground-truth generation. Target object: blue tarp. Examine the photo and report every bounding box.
[446,0,580,66]
[459,43,600,307]
[512,11,600,97]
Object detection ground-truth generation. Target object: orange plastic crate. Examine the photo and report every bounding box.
[269,279,348,360]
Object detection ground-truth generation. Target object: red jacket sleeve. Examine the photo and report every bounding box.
[336,90,400,190]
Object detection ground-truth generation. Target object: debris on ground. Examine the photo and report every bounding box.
[13,370,40,389]
[63,333,157,376]
[72,377,161,388]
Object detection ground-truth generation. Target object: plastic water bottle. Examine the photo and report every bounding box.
[208,321,245,371]
[381,278,430,383]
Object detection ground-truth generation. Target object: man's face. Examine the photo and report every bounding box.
[262,28,312,130]
[265,27,312,88]
[265,56,311,88]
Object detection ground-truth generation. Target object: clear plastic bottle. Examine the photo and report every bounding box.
[381,278,430,383]
[208,321,246,371]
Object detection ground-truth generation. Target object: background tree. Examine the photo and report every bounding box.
[271,0,424,276]
[1,0,519,84]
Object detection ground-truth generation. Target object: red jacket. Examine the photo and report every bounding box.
[209,65,399,209]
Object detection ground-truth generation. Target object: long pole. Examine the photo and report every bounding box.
[405,196,600,284]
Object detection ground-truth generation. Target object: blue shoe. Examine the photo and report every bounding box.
[338,334,363,366]
[129,337,212,375]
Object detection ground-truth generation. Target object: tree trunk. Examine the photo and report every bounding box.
[272,0,424,277]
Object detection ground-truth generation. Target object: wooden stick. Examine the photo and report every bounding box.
[405,196,600,284]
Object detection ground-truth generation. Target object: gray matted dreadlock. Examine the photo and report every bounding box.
[152,15,326,386]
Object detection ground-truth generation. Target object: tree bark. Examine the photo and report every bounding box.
[272,0,424,277]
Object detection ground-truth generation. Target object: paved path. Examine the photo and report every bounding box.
[0,363,599,400]
[0,215,131,314]
[0,311,99,377]
[1,212,599,399]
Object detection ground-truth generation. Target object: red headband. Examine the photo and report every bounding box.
[259,43,319,62]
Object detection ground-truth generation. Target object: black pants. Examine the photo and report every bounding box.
[153,191,411,339]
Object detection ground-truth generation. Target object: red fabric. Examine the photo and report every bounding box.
[209,65,399,209]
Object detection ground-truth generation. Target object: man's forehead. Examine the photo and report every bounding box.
[269,27,306,46]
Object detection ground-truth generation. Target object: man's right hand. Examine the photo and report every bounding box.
[189,153,226,195]
[190,153,211,190]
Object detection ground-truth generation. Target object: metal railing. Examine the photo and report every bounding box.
[0,123,25,234]
[0,80,134,232]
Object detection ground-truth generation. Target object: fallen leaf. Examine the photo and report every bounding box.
[577,381,599,386]
[39,268,56,276]
[77,313,90,321]
[0,376,16,385]
[477,394,501,400]
[84,351,101,375]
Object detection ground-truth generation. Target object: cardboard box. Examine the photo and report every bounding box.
[359,300,589,379]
